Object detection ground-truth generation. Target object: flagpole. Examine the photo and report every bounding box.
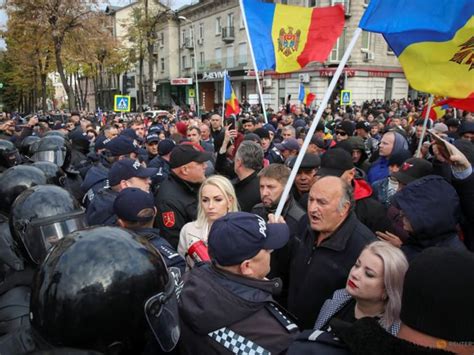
[415,94,434,158]
[239,0,268,123]
[222,72,227,125]
[275,27,363,218]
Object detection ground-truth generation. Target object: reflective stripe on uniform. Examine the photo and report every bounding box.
[208,327,271,355]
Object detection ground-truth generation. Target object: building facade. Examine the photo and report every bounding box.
[103,0,409,112]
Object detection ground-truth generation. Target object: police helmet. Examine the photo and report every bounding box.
[18,135,40,157]
[9,185,86,265]
[30,135,72,169]
[0,165,47,215]
[32,161,67,186]
[0,139,22,169]
[30,226,180,353]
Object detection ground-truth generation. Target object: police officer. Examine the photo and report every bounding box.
[148,138,176,187]
[0,139,22,173]
[0,185,87,337]
[0,226,180,354]
[86,158,158,226]
[114,187,186,274]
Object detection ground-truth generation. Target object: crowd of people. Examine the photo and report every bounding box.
[0,96,472,354]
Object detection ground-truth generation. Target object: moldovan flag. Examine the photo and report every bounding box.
[241,0,345,73]
[224,74,240,117]
[359,0,474,101]
[421,100,449,121]
[298,83,316,106]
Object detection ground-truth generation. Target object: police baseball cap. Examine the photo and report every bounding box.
[208,212,289,267]
[169,144,212,169]
[113,187,155,222]
[146,133,160,144]
[108,158,158,186]
[104,135,140,157]
[275,138,300,152]
[158,139,176,156]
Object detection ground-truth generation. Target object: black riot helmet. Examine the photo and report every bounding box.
[18,135,40,157]
[30,226,180,353]
[30,135,72,169]
[31,161,67,186]
[9,185,87,265]
[0,165,47,215]
[0,139,22,169]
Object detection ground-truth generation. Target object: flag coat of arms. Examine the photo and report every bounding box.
[359,0,474,102]
[241,0,345,73]
[224,74,240,117]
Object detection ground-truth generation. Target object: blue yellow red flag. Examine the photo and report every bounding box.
[359,0,474,100]
[241,0,344,73]
[298,83,316,106]
[224,74,240,117]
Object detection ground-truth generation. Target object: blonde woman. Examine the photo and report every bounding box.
[178,175,239,268]
[314,241,408,335]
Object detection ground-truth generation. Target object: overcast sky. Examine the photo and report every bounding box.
[0,0,195,49]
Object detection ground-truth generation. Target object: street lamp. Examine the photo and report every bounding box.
[178,16,200,118]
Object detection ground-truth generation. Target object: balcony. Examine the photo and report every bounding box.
[222,26,235,43]
[183,38,194,49]
[196,56,248,72]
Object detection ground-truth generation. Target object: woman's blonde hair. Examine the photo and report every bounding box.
[196,175,239,227]
[364,241,409,330]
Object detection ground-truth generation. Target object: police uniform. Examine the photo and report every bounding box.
[85,188,119,226]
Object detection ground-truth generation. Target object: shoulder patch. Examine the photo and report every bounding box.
[162,211,175,228]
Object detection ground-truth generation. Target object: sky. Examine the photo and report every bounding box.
[0,0,194,49]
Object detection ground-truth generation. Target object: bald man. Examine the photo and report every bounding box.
[288,176,376,329]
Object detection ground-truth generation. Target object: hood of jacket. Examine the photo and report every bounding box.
[179,263,281,335]
[353,178,373,201]
[393,175,460,239]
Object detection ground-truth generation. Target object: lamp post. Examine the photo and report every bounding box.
[178,16,200,118]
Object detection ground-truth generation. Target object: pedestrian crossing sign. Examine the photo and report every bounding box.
[114,95,131,112]
[340,90,352,106]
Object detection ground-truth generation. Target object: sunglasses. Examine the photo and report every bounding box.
[336,131,347,136]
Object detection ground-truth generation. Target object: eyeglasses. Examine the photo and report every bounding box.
[336,131,347,136]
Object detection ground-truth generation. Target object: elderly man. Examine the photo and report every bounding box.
[154,144,211,248]
[179,212,299,354]
[209,113,223,141]
[288,176,375,329]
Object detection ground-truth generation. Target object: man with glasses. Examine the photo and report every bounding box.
[334,121,355,143]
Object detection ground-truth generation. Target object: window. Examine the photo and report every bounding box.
[200,51,205,66]
[364,0,370,6]
[181,29,186,44]
[191,53,195,68]
[387,43,394,55]
[226,46,234,68]
[160,32,164,46]
[238,43,247,65]
[227,13,234,27]
[216,17,221,35]
[361,30,372,51]
[239,14,245,29]
[330,28,345,61]
[307,0,318,6]
[182,55,187,70]
[160,58,165,72]
[215,48,222,64]
[331,0,350,14]
[188,27,193,43]
[281,0,288,4]
[199,23,204,39]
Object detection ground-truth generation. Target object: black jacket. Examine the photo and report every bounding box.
[233,171,261,212]
[288,213,376,329]
[179,264,299,355]
[288,317,453,355]
[85,188,118,226]
[154,173,200,248]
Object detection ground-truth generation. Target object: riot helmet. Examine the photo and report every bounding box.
[9,185,87,265]
[19,135,40,157]
[0,165,47,215]
[30,226,180,353]
[31,161,67,186]
[30,135,71,169]
[0,139,22,169]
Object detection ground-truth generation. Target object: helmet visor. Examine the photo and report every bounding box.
[3,149,21,167]
[144,270,181,352]
[23,210,87,264]
[31,149,66,167]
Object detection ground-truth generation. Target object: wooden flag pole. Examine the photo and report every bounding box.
[415,94,434,158]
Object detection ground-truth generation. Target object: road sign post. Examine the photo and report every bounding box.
[340,90,352,106]
[114,95,131,112]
